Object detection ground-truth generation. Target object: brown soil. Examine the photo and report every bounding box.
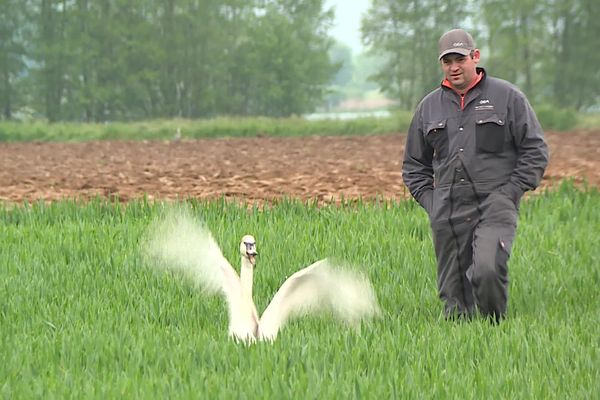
[1,131,598,204]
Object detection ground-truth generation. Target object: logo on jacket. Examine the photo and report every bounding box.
[475,98,494,111]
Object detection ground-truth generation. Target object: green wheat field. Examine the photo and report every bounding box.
[1,182,598,398]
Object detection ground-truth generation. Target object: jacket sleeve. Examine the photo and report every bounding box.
[499,92,549,204]
[402,107,435,213]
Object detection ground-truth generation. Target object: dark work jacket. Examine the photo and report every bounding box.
[402,68,548,227]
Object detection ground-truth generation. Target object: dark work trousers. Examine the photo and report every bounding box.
[431,186,518,321]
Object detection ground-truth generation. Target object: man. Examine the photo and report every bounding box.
[402,28,548,322]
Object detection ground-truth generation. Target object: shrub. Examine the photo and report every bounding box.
[534,104,579,131]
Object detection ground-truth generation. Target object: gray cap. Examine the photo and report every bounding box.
[438,29,475,59]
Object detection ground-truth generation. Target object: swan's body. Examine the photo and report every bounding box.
[144,211,380,342]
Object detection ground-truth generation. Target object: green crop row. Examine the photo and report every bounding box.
[2,107,597,143]
[1,182,598,398]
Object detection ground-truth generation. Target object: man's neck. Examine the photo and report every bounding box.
[443,72,483,96]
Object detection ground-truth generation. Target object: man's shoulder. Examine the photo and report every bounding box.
[417,87,444,108]
[485,75,525,96]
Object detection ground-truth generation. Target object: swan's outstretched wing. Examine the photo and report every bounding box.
[142,209,238,293]
[141,209,250,337]
[258,258,380,341]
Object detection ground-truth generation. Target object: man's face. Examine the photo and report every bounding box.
[440,50,480,92]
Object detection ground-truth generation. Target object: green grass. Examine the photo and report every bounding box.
[0,113,413,142]
[1,109,598,143]
[577,112,600,130]
[1,182,599,398]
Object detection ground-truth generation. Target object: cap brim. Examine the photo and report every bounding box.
[439,48,471,59]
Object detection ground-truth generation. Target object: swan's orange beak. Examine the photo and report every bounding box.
[243,240,258,266]
[248,252,258,266]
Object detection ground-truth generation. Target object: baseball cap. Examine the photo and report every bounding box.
[438,29,475,59]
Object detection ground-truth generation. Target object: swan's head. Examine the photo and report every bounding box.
[240,235,258,266]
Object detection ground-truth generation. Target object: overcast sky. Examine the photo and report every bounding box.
[324,0,371,53]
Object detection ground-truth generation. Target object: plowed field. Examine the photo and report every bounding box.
[1,131,598,203]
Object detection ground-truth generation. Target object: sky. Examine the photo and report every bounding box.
[324,0,371,54]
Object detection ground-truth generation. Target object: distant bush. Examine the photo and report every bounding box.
[534,105,579,131]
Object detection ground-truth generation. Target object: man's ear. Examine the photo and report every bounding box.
[472,49,481,63]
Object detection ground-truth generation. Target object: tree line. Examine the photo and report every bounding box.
[362,0,599,111]
[0,0,336,121]
[0,0,598,122]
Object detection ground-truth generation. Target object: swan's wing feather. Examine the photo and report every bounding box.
[142,209,242,299]
[258,258,380,341]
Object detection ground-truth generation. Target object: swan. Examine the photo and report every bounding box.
[143,211,380,342]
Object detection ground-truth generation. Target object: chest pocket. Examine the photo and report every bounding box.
[424,119,449,160]
[476,113,506,153]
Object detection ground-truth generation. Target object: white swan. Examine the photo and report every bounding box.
[143,211,380,342]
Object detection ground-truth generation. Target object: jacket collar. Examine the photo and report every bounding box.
[442,67,486,95]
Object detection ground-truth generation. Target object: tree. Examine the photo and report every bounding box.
[361,0,470,110]
[479,0,550,102]
[0,0,29,119]
[329,42,353,87]
[545,0,600,109]
[32,0,72,122]
[352,52,384,92]
[240,0,337,116]
[478,0,599,110]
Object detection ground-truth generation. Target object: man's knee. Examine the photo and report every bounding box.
[470,226,514,287]
[468,260,500,287]
[468,241,507,287]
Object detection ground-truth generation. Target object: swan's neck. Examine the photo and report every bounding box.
[240,257,254,302]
